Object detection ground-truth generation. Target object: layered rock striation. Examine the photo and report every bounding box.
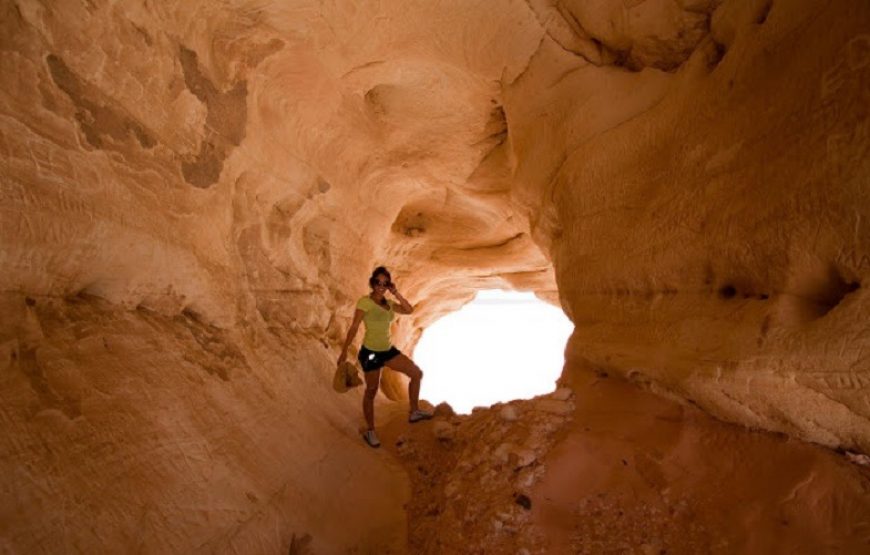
[1,0,869,552]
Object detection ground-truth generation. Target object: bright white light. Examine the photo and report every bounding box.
[413,289,574,414]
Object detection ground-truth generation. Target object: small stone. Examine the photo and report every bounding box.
[450,414,469,425]
[493,443,514,464]
[533,399,573,416]
[445,480,459,497]
[499,405,519,421]
[509,448,536,469]
[552,387,573,401]
[434,402,455,418]
[517,468,536,487]
[432,421,455,441]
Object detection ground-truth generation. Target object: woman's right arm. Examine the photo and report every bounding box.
[337,309,365,365]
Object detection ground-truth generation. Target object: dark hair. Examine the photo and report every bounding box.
[368,266,392,289]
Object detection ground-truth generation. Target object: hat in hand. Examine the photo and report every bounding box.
[332,361,364,393]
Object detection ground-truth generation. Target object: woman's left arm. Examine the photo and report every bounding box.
[388,285,414,314]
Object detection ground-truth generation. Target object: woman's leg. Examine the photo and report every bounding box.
[383,354,423,412]
[363,369,381,430]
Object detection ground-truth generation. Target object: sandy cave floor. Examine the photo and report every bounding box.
[367,368,870,555]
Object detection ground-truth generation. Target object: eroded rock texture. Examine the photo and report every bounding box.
[378,370,870,553]
[1,0,869,552]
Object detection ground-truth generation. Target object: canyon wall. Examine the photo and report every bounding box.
[1,0,868,552]
[546,0,870,453]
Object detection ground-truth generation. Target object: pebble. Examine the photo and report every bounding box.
[552,387,573,401]
[432,421,455,441]
[500,405,519,421]
[434,402,456,418]
[517,468,536,487]
[445,480,459,497]
[510,449,536,469]
[533,399,573,416]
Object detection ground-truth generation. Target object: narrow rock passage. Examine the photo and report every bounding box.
[2,1,869,551]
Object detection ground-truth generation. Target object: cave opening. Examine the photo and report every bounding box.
[413,289,574,414]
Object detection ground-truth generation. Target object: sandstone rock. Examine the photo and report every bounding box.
[552,387,573,401]
[509,449,537,470]
[432,421,455,442]
[434,402,456,418]
[533,399,574,416]
[497,511,513,521]
[845,452,870,467]
[444,480,460,497]
[517,468,537,488]
[1,1,869,553]
[640,541,664,555]
[492,443,515,464]
[500,405,519,421]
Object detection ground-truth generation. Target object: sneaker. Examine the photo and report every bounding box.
[408,409,433,423]
[363,429,381,448]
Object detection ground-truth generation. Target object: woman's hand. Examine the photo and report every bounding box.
[387,282,398,295]
[388,285,414,314]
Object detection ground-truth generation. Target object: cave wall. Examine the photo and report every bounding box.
[1,0,869,552]
[0,294,408,553]
[541,0,870,452]
[0,0,551,551]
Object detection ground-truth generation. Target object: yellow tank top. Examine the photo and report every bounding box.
[356,295,395,351]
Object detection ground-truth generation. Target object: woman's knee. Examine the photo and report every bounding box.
[410,365,423,381]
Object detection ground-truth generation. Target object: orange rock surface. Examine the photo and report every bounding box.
[1,0,869,552]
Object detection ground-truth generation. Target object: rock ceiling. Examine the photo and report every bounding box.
[1,0,869,552]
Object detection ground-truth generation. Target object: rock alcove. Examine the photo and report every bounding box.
[1,0,869,553]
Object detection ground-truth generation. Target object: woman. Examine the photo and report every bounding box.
[337,266,432,447]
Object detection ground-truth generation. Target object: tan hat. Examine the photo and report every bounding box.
[332,360,363,393]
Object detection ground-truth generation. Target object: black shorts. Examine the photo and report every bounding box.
[358,345,402,372]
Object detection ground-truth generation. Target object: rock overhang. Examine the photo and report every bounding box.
[1,0,870,551]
